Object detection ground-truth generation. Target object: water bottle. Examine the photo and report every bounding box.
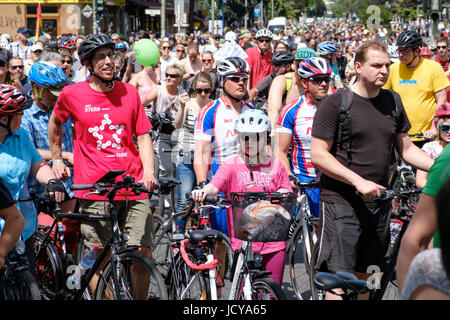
[71,243,99,286]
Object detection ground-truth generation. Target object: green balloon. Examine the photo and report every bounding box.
[133,39,160,67]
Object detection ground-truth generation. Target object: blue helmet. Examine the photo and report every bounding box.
[317,41,339,56]
[115,42,127,51]
[29,61,68,90]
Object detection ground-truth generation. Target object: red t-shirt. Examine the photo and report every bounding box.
[245,47,274,89]
[53,81,152,200]
[434,55,450,102]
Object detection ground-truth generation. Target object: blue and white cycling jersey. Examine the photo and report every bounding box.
[277,95,317,179]
[194,96,254,167]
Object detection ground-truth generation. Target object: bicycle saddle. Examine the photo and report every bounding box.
[158,177,181,194]
[188,229,223,244]
[314,272,368,294]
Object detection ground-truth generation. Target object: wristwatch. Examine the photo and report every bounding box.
[198,181,207,188]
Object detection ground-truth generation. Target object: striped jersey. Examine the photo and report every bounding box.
[276,96,317,178]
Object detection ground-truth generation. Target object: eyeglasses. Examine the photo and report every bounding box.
[195,88,211,94]
[239,133,265,142]
[62,60,73,64]
[202,59,213,63]
[162,46,170,50]
[176,49,185,53]
[309,76,331,84]
[93,52,114,62]
[11,65,24,70]
[437,46,448,50]
[112,38,120,42]
[440,124,450,133]
[273,62,291,67]
[165,73,180,79]
[227,76,248,83]
[258,39,271,43]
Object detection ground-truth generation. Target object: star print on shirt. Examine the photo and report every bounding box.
[88,114,124,150]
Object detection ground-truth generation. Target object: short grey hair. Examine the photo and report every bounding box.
[40,51,62,62]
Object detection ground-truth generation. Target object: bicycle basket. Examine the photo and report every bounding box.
[228,192,296,242]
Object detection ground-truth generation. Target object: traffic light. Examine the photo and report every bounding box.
[430,0,442,21]
[96,0,104,14]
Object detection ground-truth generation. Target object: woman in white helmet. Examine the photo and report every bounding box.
[192,109,293,287]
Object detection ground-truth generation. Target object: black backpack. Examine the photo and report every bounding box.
[336,86,403,165]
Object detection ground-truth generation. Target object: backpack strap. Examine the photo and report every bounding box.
[386,89,402,122]
[336,86,354,165]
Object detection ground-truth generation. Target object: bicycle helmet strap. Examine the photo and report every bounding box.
[0,115,13,137]
[91,71,114,89]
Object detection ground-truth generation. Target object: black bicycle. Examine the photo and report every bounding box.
[33,170,168,300]
[309,188,422,300]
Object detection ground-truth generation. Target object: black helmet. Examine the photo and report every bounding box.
[270,51,294,64]
[396,30,422,48]
[78,34,115,64]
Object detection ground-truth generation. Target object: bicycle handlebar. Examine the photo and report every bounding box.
[179,239,219,271]
[356,188,422,200]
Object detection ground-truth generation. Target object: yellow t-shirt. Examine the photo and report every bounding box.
[383,59,450,140]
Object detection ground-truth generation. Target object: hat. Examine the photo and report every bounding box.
[17,27,31,35]
[31,44,43,52]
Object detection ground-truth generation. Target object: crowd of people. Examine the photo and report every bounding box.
[0,17,450,300]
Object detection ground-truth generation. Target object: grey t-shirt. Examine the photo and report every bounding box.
[401,248,450,299]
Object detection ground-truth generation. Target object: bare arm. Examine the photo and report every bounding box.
[267,75,286,136]
[394,133,434,172]
[275,132,294,177]
[193,139,212,182]
[0,205,25,268]
[310,136,385,200]
[247,87,259,103]
[397,193,437,292]
[48,112,71,179]
[415,169,428,189]
[424,89,448,138]
[141,86,158,108]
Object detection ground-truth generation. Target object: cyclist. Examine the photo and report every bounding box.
[267,47,317,138]
[0,84,65,266]
[192,109,292,287]
[48,34,157,293]
[20,61,79,255]
[276,57,331,218]
[245,29,274,90]
[0,177,25,269]
[194,57,254,235]
[316,41,343,91]
[247,50,294,108]
[416,103,450,188]
[383,30,449,147]
[310,39,434,300]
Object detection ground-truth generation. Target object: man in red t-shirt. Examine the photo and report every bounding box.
[434,37,450,102]
[48,34,157,297]
[245,29,274,90]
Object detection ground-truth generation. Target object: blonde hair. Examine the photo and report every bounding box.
[166,63,185,78]
[436,117,450,142]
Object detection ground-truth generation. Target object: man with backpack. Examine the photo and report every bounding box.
[310,39,434,300]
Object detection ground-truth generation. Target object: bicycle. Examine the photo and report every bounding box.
[33,170,168,300]
[0,238,41,300]
[153,191,233,300]
[308,188,422,300]
[286,180,320,300]
[226,191,296,300]
[313,271,369,300]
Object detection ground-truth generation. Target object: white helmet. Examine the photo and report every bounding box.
[235,109,271,134]
[0,37,8,49]
[224,31,237,43]
[387,45,399,63]
[255,29,273,40]
[297,57,331,79]
[0,33,11,42]
[217,57,250,78]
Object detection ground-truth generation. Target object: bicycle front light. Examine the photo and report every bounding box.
[14,240,26,255]
[121,232,131,242]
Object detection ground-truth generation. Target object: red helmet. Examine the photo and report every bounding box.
[436,103,450,118]
[0,84,32,115]
[420,46,431,57]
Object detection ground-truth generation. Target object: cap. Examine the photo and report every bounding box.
[17,27,31,35]
[0,52,8,63]
[31,44,43,52]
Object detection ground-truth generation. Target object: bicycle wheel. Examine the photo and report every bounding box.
[4,269,42,300]
[309,242,325,300]
[287,230,311,300]
[152,214,172,278]
[251,278,286,300]
[33,233,64,300]
[220,234,234,281]
[168,252,208,300]
[95,250,168,300]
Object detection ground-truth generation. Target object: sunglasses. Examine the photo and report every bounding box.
[0,61,5,67]
[165,73,180,79]
[309,76,331,84]
[239,133,265,142]
[258,39,271,43]
[162,46,170,50]
[195,88,211,94]
[227,76,248,83]
[177,49,185,52]
[440,124,450,133]
[11,65,24,69]
[62,59,73,64]
[273,62,290,67]
[437,46,448,50]
[202,59,213,63]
